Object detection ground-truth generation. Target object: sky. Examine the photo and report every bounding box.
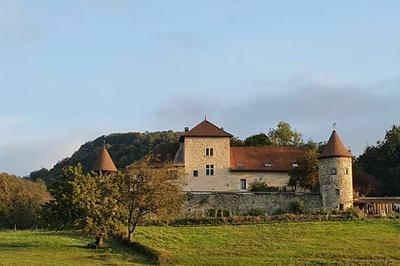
[1,0,400,176]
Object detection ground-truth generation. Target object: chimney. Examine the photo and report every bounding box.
[184,127,189,132]
[221,127,224,131]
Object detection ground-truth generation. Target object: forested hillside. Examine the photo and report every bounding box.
[29,131,181,185]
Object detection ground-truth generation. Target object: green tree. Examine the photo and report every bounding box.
[42,165,86,229]
[0,173,50,229]
[70,169,123,248]
[122,158,183,241]
[230,137,245,147]
[288,148,319,191]
[244,133,271,147]
[268,121,303,146]
[358,125,400,196]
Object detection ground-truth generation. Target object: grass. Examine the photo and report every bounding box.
[133,219,400,265]
[1,219,399,265]
[0,230,151,266]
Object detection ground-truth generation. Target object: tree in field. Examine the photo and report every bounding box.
[0,173,50,229]
[357,125,400,196]
[122,157,183,241]
[268,121,303,146]
[43,165,86,229]
[288,148,319,191]
[69,168,123,248]
[244,133,271,147]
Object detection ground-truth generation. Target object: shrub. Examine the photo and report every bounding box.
[273,208,284,215]
[249,181,269,192]
[249,181,281,192]
[289,200,304,214]
[344,207,366,219]
[245,209,266,216]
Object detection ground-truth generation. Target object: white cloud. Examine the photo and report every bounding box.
[153,79,400,156]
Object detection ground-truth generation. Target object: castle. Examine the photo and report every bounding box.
[174,119,354,212]
[94,119,356,214]
[94,120,400,215]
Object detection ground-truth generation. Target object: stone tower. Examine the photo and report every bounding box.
[175,119,232,191]
[318,130,353,211]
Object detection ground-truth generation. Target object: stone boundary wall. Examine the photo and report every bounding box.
[184,192,322,216]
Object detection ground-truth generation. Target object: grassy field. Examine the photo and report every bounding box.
[134,219,400,265]
[1,219,399,265]
[0,230,151,266]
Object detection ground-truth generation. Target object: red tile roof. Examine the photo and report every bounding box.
[230,146,307,172]
[94,147,118,172]
[318,130,352,158]
[183,120,232,138]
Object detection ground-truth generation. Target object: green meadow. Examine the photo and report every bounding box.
[1,220,399,265]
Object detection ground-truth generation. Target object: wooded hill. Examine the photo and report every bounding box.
[29,131,182,186]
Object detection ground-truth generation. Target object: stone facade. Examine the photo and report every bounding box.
[182,136,230,191]
[319,157,353,210]
[184,192,322,216]
[181,136,292,191]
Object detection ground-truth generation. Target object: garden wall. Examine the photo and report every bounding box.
[184,192,322,216]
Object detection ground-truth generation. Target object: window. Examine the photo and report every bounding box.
[205,148,214,156]
[335,189,340,195]
[193,170,198,177]
[331,168,337,175]
[265,162,272,167]
[206,164,214,176]
[339,204,344,211]
[240,179,247,190]
[292,163,299,167]
[345,168,349,175]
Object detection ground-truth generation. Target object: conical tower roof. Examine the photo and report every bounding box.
[94,147,118,172]
[182,119,232,138]
[319,130,352,159]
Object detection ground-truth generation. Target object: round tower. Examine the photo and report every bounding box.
[318,130,353,211]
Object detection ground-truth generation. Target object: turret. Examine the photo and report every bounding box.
[93,146,118,175]
[318,130,353,211]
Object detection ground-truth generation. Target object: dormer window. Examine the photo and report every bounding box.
[205,148,214,156]
[264,162,272,167]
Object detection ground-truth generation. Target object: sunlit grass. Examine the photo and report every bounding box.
[133,219,400,265]
[1,219,399,265]
[0,230,150,266]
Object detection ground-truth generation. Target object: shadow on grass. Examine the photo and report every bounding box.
[109,238,160,265]
[0,243,38,248]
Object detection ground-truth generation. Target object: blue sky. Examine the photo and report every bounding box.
[1,0,400,175]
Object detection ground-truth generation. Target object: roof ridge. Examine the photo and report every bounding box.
[182,119,232,138]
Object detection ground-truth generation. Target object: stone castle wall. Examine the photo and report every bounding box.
[319,157,353,210]
[184,192,322,216]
